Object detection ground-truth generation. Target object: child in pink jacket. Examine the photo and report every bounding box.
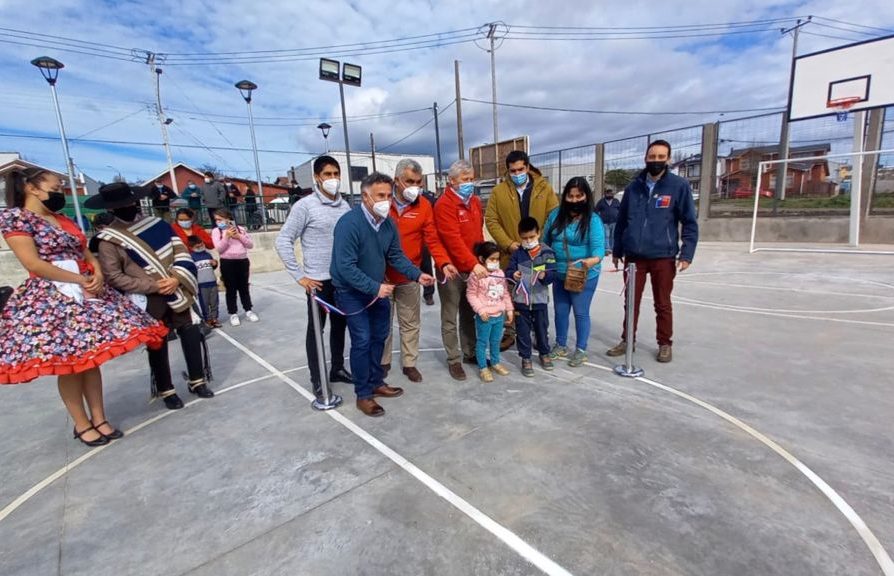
[211,208,257,326]
[466,241,515,382]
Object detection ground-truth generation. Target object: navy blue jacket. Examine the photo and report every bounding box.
[614,170,698,262]
[330,206,421,296]
[595,197,621,224]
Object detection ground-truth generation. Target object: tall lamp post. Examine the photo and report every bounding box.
[234,80,268,232]
[317,122,332,153]
[319,58,361,205]
[31,56,86,233]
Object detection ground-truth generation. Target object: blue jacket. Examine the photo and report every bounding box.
[330,206,421,296]
[614,170,698,262]
[505,244,557,307]
[543,210,604,280]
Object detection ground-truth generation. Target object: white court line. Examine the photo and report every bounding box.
[0,367,303,524]
[215,330,575,576]
[674,278,894,300]
[583,361,894,576]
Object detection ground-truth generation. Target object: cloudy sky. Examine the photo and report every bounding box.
[1,0,892,186]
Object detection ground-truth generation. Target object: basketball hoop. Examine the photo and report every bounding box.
[827,97,861,122]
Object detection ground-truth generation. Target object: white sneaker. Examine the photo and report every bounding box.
[245,311,259,322]
[229,314,241,326]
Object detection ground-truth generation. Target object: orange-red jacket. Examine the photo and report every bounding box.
[433,187,483,274]
[385,197,452,284]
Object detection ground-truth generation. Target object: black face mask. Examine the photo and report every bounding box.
[646,161,666,177]
[112,205,141,222]
[567,200,587,215]
[41,192,67,213]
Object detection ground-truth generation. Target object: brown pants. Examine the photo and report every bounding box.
[620,257,676,346]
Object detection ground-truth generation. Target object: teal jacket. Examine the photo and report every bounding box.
[542,210,604,280]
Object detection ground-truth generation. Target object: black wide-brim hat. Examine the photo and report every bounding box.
[84,182,152,210]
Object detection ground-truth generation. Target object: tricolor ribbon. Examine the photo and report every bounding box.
[313,293,380,317]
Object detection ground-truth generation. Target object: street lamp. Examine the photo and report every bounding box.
[30,56,85,233]
[316,122,332,153]
[234,79,268,231]
[319,58,361,205]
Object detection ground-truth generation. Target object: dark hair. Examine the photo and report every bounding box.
[505,150,529,168]
[547,177,594,244]
[518,216,540,235]
[604,188,613,194]
[647,139,672,157]
[214,208,233,220]
[186,234,204,247]
[361,172,394,191]
[203,170,214,177]
[313,155,341,175]
[92,211,116,229]
[474,241,500,262]
[176,207,195,218]
[4,168,52,208]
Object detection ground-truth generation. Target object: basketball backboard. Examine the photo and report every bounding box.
[788,33,894,121]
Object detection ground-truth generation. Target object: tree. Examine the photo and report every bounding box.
[605,168,634,191]
[199,164,219,177]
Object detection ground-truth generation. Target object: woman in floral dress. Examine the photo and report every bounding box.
[0,168,168,446]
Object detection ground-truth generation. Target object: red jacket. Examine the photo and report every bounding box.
[434,187,483,273]
[172,222,213,250]
[386,197,452,285]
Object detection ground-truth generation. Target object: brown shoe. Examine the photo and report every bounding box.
[372,384,404,398]
[356,398,385,417]
[657,345,672,363]
[606,341,633,357]
[402,366,423,382]
[499,334,515,352]
[448,362,467,381]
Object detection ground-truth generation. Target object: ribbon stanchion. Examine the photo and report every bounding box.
[613,262,644,378]
[310,288,343,411]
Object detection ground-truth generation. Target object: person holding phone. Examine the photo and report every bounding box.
[211,208,257,326]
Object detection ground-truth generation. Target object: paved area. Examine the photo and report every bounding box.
[1,242,893,576]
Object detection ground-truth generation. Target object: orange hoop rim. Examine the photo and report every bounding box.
[827,97,861,110]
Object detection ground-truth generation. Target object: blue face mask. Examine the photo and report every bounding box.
[511,172,528,186]
[216,221,228,230]
[457,182,475,200]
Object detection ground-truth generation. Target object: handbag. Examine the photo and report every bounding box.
[562,234,589,293]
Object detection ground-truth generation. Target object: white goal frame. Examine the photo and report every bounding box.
[749,147,894,255]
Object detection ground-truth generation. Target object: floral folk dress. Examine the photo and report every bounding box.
[0,208,168,384]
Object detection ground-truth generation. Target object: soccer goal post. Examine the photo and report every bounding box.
[749,147,894,255]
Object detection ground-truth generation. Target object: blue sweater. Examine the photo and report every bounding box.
[542,210,604,280]
[614,170,699,262]
[330,206,421,296]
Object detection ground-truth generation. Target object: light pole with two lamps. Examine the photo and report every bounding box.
[30,56,86,233]
[234,80,268,231]
[319,58,361,205]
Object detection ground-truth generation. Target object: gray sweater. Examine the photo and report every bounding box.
[275,188,350,281]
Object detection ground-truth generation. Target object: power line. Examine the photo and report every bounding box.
[181,107,434,127]
[507,17,803,31]
[379,101,455,151]
[502,27,784,41]
[801,30,867,42]
[72,108,150,139]
[811,16,894,35]
[462,98,785,116]
[810,21,880,37]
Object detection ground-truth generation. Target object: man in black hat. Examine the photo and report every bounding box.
[88,182,214,409]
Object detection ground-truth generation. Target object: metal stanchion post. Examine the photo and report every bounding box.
[310,288,343,410]
[614,263,644,378]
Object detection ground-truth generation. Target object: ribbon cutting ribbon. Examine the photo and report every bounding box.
[313,293,380,317]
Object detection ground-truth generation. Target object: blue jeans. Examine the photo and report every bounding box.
[604,222,616,252]
[553,275,599,352]
[336,289,390,400]
[515,304,550,359]
[474,314,504,370]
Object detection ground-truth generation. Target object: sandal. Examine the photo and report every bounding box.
[73,426,110,447]
[93,420,124,440]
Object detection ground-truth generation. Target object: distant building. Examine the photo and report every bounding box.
[290,151,437,198]
[720,143,833,198]
[0,153,93,208]
[141,163,291,200]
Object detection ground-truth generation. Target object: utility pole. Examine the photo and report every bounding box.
[454,60,464,160]
[776,16,811,204]
[487,22,499,181]
[433,102,443,191]
[370,132,377,173]
[145,53,179,194]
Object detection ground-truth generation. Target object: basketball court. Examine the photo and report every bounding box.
[1,243,893,576]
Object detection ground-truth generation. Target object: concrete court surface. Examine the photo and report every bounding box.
[0,242,893,576]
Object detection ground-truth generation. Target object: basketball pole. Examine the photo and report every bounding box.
[850,110,865,247]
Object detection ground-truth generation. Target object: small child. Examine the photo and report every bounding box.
[506,217,558,377]
[211,208,257,326]
[466,241,514,382]
[188,235,221,328]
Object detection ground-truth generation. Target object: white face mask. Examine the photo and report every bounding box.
[320,178,340,195]
[486,261,500,271]
[179,220,193,229]
[402,186,421,203]
[372,200,390,218]
[522,239,539,250]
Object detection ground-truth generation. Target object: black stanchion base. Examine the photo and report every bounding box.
[613,365,644,378]
[312,394,343,411]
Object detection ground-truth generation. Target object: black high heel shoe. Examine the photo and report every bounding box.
[93,420,124,440]
[73,426,110,447]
